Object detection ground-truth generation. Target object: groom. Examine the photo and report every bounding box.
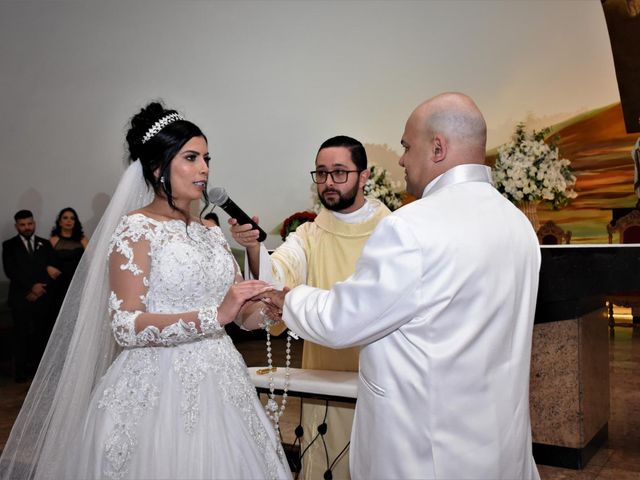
[2,210,60,382]
[264,93,541,479]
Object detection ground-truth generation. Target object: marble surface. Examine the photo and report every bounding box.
[530,318,582,447]
[530,309,610,450]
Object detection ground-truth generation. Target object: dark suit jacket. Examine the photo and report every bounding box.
[2,235,57,309]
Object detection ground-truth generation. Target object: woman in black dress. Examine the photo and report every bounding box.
[48,207,88,322]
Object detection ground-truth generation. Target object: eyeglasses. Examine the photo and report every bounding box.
[310,169,361,184]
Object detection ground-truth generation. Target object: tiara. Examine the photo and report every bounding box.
[141,113,184,144]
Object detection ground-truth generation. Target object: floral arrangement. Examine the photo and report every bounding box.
[364,164,404,211]
[492,123,577,209]
[280,211,317,241]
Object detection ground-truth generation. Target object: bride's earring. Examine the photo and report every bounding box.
[158,175,171,197]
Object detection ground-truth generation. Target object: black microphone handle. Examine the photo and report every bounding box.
[219,197,267,242]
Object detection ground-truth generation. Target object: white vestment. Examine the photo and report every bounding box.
[284,164,541,480]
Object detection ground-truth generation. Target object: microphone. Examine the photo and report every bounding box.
[208,187,267,242]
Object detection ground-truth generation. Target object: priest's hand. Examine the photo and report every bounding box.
[229,216,262,248]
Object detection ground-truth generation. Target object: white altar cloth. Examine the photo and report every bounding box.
[248,367,358,400]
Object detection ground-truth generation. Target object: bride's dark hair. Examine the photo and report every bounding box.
[126,101,209,220]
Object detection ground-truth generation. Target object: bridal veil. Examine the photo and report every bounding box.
[0,161,153,479]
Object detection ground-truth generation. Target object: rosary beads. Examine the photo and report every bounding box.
[264,329,296,434]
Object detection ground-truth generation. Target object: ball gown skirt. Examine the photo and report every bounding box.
[70,334,291,480]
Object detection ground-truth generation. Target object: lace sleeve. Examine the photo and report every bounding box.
[107,215,223,347]
[108,216,154,346]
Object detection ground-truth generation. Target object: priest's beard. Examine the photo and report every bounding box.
[319,182,359,211]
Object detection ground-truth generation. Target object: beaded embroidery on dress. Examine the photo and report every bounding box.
[72,214,290,480]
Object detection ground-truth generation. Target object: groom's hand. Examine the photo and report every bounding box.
[261,301,283,324]
[256,287,289,311]
[252,288,289,325]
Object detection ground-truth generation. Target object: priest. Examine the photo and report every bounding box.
[230,135,391,479]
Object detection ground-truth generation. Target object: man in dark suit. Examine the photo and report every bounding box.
[2,210,60,382]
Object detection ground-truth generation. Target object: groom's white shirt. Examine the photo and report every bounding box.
[284,163,541,480]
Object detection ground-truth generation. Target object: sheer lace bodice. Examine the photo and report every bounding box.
[107,214,236,347]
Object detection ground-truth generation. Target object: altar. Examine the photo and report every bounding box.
[249,244,638,470]
[529,244,640,468]
[248,367,357,404]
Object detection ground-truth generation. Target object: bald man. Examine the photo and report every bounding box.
[269,93,541,479]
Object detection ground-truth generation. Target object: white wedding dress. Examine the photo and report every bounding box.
[70,213,291,479]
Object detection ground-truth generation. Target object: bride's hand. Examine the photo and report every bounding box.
[217,280,273,326]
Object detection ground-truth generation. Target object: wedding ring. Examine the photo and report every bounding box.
[256,367,277,375]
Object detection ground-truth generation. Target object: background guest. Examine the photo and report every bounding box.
[2,210,60,382]
[48,207,88,324]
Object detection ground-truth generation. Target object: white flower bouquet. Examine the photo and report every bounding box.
[364,164,403,211]
[492,123,577,209]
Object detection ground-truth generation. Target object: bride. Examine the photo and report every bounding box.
[0,102,291,479]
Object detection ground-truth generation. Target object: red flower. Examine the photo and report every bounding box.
[280,211,317,241]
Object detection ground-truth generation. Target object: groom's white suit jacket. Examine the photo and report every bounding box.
[284,164,541,480]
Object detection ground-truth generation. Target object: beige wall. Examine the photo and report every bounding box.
[0,1,620,279]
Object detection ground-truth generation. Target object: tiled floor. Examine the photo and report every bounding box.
[1,328,639,479]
